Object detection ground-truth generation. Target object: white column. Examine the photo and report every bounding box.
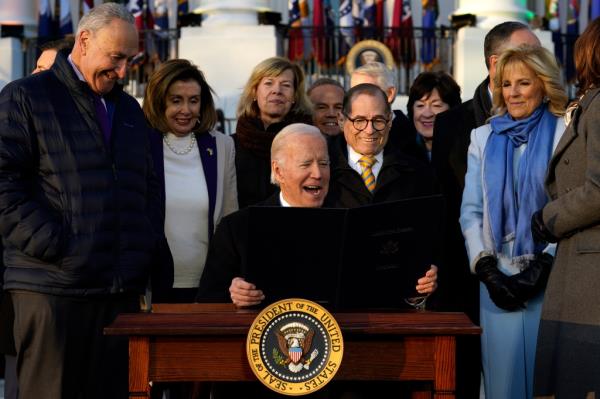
[451,0,555,101]
[0,37,24,91]
[0,0,34,88]
[180,0,278,131]
[454,0,530,29]
[194,0,269,26]
[0,0,37,37]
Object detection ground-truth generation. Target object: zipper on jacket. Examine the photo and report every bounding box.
[110,157,122,293]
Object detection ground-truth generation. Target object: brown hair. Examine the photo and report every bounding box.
[574,17,600,95]
[483,21,531,69]
[143,59,217,133]
[236,56,312,120]
[407,71,461,122]
[492,44,567,117]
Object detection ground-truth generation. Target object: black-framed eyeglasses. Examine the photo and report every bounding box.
[343,113,389,131]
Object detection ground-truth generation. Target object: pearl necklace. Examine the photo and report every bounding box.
[163,133,196,155]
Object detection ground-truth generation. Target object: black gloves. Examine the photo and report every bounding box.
[509,253,553,302]
[531,210,558,243]
[475,256,524,311]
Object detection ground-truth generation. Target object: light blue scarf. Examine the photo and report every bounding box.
[484,104,557,262]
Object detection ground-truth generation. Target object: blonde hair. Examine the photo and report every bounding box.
[492,44,567,117]
[236,57,312,120]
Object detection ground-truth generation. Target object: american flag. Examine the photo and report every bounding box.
[338,0,354,64]
[38,0,56,40]
[387,0,416,67]
[421,0,438,67]
[127,0,157,65]
[58,0,73,35]
[288,0,310,61]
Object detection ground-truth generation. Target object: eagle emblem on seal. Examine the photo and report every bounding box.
[275,322,319,373]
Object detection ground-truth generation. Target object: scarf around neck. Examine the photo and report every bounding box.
[484,103,557,263]
[236,113,312,159]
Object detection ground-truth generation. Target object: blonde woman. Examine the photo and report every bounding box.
[234,56,312,208]
[460,44,567,399]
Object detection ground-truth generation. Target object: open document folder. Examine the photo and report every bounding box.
[245,195,444,310]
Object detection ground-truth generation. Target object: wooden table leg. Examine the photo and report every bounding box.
[129,336,151,398]
[433,336,456,399]
[412,385,433,399]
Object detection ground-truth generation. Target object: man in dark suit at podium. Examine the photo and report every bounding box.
[197,123,437,308]
[197,123,438,398]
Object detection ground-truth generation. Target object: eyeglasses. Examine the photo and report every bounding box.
[343,113,389,131]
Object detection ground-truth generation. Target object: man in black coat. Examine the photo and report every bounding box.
[0,4,161,399]
[326,83,438,208]
[198,123,438,306]
[197,123,438,399]
[429,21,541,399]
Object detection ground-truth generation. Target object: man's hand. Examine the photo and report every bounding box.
[229,277,265,308]
[416,265,438,294]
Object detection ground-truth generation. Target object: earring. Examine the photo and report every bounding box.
[543,96,549,103]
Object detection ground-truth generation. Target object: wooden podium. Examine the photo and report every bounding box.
[105,304,480,399]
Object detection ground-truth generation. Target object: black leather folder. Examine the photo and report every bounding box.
[245,195,444,310]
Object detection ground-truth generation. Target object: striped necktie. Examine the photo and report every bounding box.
[358,155,376,192]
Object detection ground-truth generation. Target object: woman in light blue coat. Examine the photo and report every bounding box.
[460,45,567,399]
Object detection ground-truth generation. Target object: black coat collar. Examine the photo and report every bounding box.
[329,134,415,199]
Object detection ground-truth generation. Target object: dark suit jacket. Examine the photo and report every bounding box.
[325,135,439,208]
[431,77,491,195]
[427,78,493,319]
[196,194,280,302]
[387,109,411,149]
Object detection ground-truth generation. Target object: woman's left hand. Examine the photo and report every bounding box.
[416,264,438,294]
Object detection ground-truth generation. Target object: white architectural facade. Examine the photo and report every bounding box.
[0,0,587,97]
[453,0,553,101]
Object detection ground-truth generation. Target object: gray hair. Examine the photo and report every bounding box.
[270,123,326,185]
[352,61,397,91]
[77,3,135,36]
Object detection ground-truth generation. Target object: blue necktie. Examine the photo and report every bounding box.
[93,94,111,145]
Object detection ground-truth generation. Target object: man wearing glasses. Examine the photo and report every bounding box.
[323,83,440,397]
[325,83,438,208]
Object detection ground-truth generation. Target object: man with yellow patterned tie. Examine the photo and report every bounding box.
[325,83,439,208]
[323,82,441,398]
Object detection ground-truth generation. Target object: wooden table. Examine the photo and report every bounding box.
[105,304,480,399]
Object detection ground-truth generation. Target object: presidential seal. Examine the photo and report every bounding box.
[246,298,344,396]
[345,39,395,76]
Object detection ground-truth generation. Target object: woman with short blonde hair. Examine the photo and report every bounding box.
[461,43,567,399]
[234,56,313,208]
[492,44,567,117]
